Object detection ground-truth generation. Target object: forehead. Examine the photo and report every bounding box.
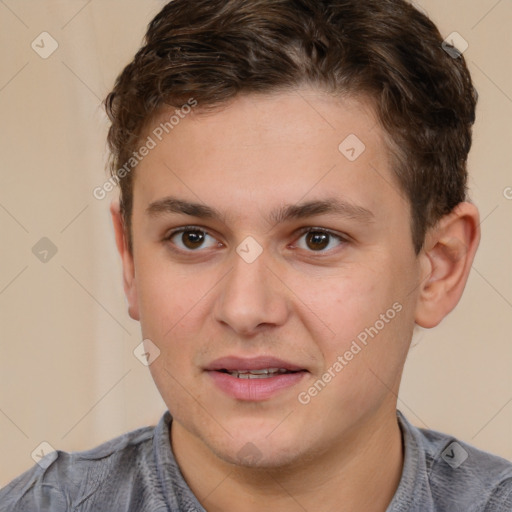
[133,88,406,226]
[150,88,381,152]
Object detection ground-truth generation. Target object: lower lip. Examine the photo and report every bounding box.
[207,370,307,401]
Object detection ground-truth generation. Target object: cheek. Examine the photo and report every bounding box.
[135,251,206,336]
[138,267,208,416]
[289,256,413,364]
[289,267,383,347]
[134,258,225,380]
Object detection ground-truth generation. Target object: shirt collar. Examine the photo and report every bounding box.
[385,409,434,511]
[153,411,207,512]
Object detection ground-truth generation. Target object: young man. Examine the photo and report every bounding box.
[1,0,511,510]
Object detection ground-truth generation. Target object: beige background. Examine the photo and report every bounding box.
[0,0,511,486]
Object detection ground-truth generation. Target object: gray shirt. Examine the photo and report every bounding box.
[1,410,511,511]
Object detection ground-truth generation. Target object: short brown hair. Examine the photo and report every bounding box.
[104,0,477,255]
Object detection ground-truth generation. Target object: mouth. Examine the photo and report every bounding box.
[205,356,308,400]
[217,368,301,379]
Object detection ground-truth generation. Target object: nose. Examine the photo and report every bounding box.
[213,246,290,336]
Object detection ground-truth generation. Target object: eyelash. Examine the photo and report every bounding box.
[162,225,348,255]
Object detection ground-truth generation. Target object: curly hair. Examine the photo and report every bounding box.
[104,0,477,255]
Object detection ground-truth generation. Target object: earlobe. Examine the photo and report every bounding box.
[414,202,481,328]
[110,199,140,321]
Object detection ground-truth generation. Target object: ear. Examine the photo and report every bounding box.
[110,199,140,321]
[414,201,481,328]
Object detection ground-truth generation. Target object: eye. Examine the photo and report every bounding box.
[163,226,347,254]
[293,228,347,253]
[164,227,221,252]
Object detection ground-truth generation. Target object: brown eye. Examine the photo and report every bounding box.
[294,229,346,253]
[166,228,219,252]
[305,231,330,251]
[181,230,205,249]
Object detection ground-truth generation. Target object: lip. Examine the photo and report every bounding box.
[204,356,308,401]
[204,356,305,372]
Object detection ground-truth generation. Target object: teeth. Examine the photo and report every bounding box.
[226,368,290,379]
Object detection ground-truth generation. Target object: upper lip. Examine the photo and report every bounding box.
[204,356,306,372]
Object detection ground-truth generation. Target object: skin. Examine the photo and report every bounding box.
[111,87,480,511]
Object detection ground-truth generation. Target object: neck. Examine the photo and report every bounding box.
[170,407,404,512]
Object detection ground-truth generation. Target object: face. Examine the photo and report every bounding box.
[122,88,425,468]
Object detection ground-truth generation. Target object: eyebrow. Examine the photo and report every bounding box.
[146,196,375,226]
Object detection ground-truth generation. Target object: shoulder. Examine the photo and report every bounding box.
[0,420,161,512]
[398,411,512,511]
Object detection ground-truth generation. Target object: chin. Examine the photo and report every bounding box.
[218,444,304,470]
[205,427,314,470]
